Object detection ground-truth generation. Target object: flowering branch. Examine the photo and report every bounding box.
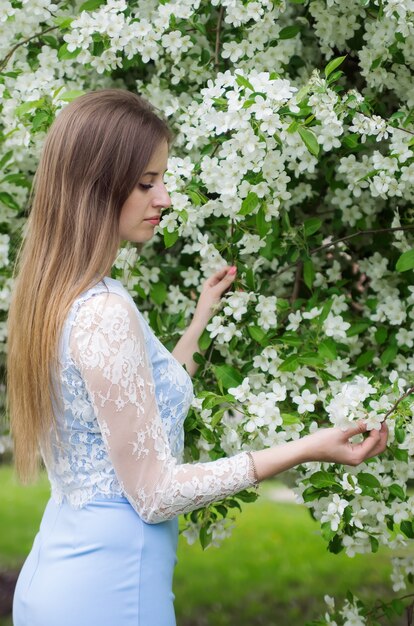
[0,25,59,73]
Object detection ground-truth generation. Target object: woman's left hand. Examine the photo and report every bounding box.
[192,265,237,329]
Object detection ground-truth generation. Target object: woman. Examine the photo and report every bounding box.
[8,89,387,626]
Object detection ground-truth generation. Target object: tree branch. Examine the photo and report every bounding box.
[312,225,414,256]
[384,385,414,420]
[290,260,302,303]
[274,224,414,280]
[0,25,59,73]
[214,6,224,68]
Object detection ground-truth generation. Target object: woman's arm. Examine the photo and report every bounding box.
[172,265,237,376]
[249,420,388,481]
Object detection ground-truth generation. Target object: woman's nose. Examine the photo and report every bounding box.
[153,184,171,210]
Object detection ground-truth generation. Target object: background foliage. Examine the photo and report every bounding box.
[1,0,414,623]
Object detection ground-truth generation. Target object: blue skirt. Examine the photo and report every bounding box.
[13,495,178,626]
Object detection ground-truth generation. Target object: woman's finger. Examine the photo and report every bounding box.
[350,427,382,464]
[210,267,237,292]
[205,266,235,288]
[342,420,368,440]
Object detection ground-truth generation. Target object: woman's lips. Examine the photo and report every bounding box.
[145,217,160,225]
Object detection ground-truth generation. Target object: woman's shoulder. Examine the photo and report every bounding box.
[76,276,130,305]
[67,276,138,326]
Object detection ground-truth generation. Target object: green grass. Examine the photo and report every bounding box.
[0,465,407,625]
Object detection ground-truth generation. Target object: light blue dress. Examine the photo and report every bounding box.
[13,277,254,626]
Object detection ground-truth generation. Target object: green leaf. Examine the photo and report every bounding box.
[356,350,375,368]
[0,150,13,170]
[370,536,379,553]
[0,173,30,188]
[327,70,344,84]
[186,189,203,206]
[304,217,322,236]
[59,90,85,102]
[346,322,370,337]
[320,521,336,542]
[54,16,74,29]
[247,325,267,344]
[309,471,338,488]
[214,364,243,389]
[298,126,320,157]
[237,489,259,503]
[199,525,212,550]
[281,412,301,425]
[389,484,406,501]
[318,339,337,360]
[303,258,315,289]
[279,24,301,39]
[279,332,302,346]
[328,534,343,554]
[150,282,167,306]
[396,249,414,272]
[256,206,270,237]
[244,267,255,291]
[380,343,398,366]
[215,504,228,517]
[198,329,212,351]
[299,354,324,367]
[343,133,359,149]
[211,407,226,427]
[239,192,259,216]
[279,354,299,372]
[200,48,210,65]
[58,43,81,61]
[235,74,255,91]
[193,352,205,366]
[394,448,408,462]
[0,191,20,210]
[80,0,106,10]
[391,599,406,615]
[324,55,347,78]
[400,520,414,539]
[395,427,405,444]
[302,486,323,502]
[163,229,179,248]
[15,99,43,116]
[375,326,388,345]
[357,472,381,489]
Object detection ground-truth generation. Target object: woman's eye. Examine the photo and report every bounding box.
[138,183,154,190]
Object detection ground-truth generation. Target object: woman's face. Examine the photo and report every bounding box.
[119,140,171,243]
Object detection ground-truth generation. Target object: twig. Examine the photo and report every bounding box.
[230,219,235,265]
[407,600,414,626]
[384,386,414,420]
[312,225,414,256]
[214,6,224,68]
[0,25,59,72]
[274,224,414,280]
[365,594,414,619]
[398,126,414,137]
[290,260,302,303]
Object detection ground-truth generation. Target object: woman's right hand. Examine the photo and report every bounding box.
[248,420,388,483]
[304,420,388,466]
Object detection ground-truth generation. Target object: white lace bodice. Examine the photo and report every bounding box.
[43,277,255,523]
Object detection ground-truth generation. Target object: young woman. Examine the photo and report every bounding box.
[8,89,388,626]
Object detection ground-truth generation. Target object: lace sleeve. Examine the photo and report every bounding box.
[69,292,256,523]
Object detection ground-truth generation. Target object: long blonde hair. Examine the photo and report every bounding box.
[7,89,171,482]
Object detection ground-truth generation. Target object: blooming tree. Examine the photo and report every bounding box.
[1,0,414,622]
